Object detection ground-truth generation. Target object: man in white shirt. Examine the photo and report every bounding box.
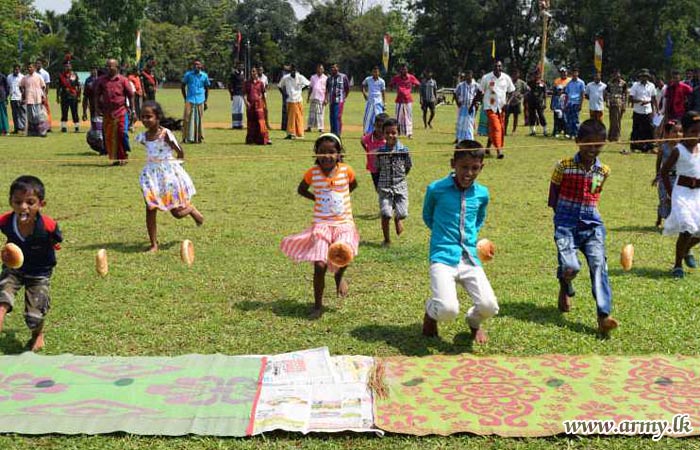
[628,69,657,153]
[306,64,327,133]
[35,59,52,132]
[6,64,25,133]
[278,64,310,139]
[476,60,515,159]
[584,71,607,121]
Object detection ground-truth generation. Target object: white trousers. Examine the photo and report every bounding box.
[425,260,499,329]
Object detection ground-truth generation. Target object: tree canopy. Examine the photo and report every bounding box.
[4,0,699,84]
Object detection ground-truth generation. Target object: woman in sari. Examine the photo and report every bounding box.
[244,68,270,145]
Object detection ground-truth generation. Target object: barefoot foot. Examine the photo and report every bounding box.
[27,333,45,352]
[422,313,438,338]
[597,316,619,336]
[381,240,391,248]
[336,279,349,298]
[308,307,324,320]
[146,245,158,253]
[395,219,404,236]
[470,327,488,344]
[0,304,8,333]
[191,209,204,226]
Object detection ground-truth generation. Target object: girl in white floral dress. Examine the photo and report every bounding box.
[137,101,204,252]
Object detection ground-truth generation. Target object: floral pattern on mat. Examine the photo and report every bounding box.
[373,355,700,437]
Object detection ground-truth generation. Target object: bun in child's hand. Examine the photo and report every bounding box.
[96,249,108,276]
[181,239,195,266]
[327,242,353,268]
[620,244,634,271]
[476,239,496,263]
[1,243,24,269]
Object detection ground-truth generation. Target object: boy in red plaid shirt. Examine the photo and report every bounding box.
[548,119,618,336]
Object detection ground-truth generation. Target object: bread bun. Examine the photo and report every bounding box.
[327,242,353,268]
[620,244,634,271]
[1,243,24,269]
[95,249,108,276]
[181,239,195,266]
[476,238,496,263]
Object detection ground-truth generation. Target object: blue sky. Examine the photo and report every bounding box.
[33,0,389,19]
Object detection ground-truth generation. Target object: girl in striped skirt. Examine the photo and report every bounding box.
[280,133,359,319]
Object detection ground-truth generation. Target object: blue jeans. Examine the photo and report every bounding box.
[329,102,343,136]
[554,225,612,317]
[565,103,580,137]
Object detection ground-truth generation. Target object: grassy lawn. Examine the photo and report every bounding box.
[0,88,698,449]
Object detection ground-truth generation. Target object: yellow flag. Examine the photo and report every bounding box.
[382,34,391,73]
[491,40,496,59]
[594,38,603,73]
[136,30,142,64]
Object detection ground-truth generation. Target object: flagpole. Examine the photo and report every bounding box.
[539,1,550,75]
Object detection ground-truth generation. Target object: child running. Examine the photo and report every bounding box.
[653,120,683,228]
[361,112,388,190]
[422,140,499,344]
[137,101,204,252]
[661,110,700,278]
[377,118,412,246]
[0,176,63,351]
[549,119,618,336]
[280,133,359,319]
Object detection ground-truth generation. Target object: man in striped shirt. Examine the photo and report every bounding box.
[325,64,350,136]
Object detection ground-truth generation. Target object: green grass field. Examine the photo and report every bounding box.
[0,89,699,449]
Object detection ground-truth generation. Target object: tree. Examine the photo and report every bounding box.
[0,0,42,68]
[141,20,203,81]
[192,0,236,80]
[229,0,298,73]
[145,0,214,26]
[62,2,118,69]
[63,0,147,66]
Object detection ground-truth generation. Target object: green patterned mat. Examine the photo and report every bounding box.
[0,353,264,436]
[373,354,700,437]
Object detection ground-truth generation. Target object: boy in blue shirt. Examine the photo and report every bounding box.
[422,140,499,344]
[0,176,63,351]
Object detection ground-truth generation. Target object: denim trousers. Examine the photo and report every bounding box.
[554,225,612,317]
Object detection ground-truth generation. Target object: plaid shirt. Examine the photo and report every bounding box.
[377,141,412,191]
[326,73,350,104]
[549,154,609,227]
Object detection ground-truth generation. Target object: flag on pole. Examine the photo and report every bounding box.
[236,31,242,61]
[135,30,142,64]
[382,33,391,73]
[664,32,674,60]
[491,40,496,59]
[594,38,603,73]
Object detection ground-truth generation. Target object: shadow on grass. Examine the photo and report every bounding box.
[58,163,115,168]
[55,152,101,157]
[235,298,337,320]
[359,240,385,249]
[499,302,599,335]
[77,241,178,254]
[0,330,26,354]
[608,266,672,279]
[351,323,473,356]
[609,225,660,233]
[355,213,380,221]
